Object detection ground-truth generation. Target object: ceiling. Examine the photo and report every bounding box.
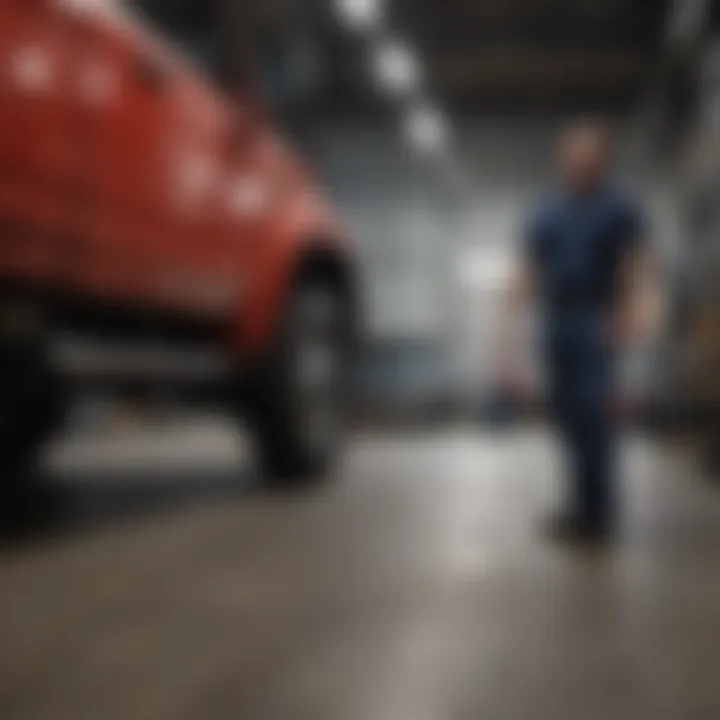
[395,0,671,110]
[315,0,674,114]
[137,0,676,115]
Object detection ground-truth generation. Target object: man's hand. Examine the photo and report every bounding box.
[615,246,658,350]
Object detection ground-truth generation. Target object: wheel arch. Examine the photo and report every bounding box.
[292,242,359,313]
[288,241,363,351]
[235,234,362,356]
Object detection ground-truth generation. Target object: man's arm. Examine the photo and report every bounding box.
[615,242,659,348]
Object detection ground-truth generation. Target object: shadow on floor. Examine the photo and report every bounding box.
[0,467,255,546]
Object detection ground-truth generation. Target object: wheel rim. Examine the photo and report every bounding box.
[290,289,347,457]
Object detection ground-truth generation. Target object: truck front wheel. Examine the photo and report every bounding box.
[245,281,354,486]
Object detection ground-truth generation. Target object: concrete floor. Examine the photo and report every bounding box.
[0,429,719,719]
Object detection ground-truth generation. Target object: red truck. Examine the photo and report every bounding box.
[0,0,358,486]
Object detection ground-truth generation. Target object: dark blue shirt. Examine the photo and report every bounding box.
[526,187,644,318]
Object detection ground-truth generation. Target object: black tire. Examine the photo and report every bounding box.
[0,342,65,491]
[245,281,354,487]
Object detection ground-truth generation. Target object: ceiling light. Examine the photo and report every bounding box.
[373,41,421,95]
[404,105,449,157]
[668,0,708,43]
[335,0,383,32]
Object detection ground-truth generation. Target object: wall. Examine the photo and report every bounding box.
[305,118,680,404]
[308,122,456,343]
[307,122,456,406]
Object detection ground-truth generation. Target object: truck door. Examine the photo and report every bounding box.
[63,0,176,303]
[0,0,78,280]
[69,0,241,315]
[165,75,244,316]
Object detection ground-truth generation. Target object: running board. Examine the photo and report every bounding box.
[51,337,232,383]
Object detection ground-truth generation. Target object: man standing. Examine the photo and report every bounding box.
[503,123,652,545]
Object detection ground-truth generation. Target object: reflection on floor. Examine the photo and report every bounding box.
[0,429,719,720]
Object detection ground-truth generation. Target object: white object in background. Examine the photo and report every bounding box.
[667,0,709,45]
[404,104,449,157]
[458,246,514,293]
[372,40,421,96]
[335,0,384,32]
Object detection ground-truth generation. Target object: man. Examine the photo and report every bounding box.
[502,123,652,545]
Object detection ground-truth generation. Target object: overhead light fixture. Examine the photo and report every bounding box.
[667,0,708,44]
[404,105,449,157]
[372,40,421,95]
[335,0,383,32]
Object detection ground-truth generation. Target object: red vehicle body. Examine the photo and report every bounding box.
[0,0,358,485]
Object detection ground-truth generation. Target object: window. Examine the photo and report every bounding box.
[126,0,223,79]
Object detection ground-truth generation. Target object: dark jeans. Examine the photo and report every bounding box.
[546,312,616,532]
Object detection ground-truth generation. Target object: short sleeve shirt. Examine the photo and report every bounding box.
[526,188,645,315]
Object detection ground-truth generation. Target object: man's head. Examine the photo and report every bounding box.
[559,122,612,195]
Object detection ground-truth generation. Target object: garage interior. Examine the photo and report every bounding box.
[3,1,720,718]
